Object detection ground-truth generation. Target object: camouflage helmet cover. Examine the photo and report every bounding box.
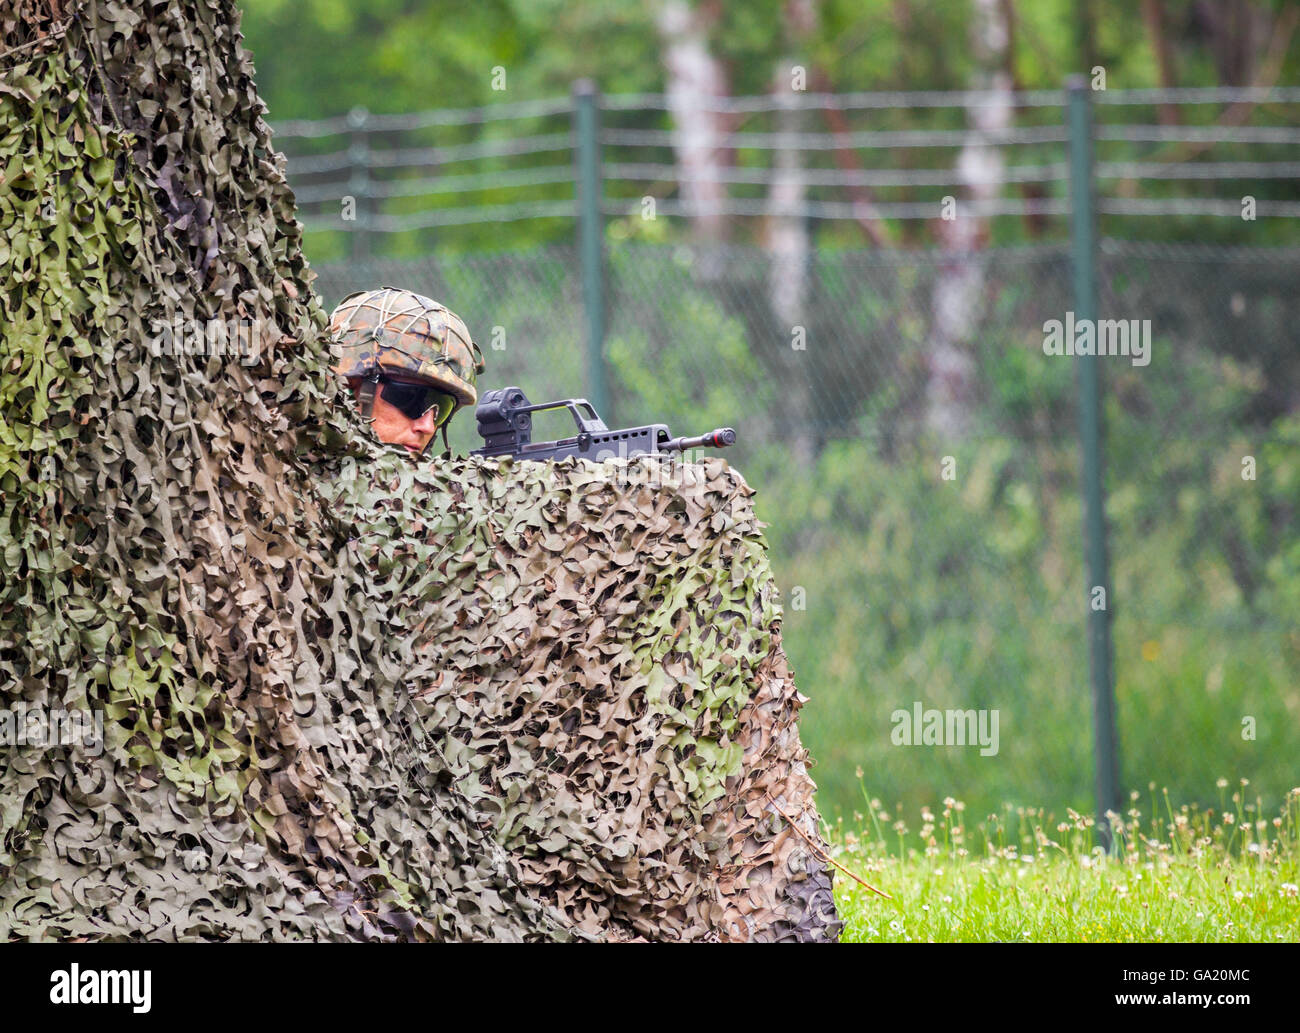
[328,286,486,407]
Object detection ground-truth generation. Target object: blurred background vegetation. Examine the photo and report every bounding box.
[239,0,1300,824]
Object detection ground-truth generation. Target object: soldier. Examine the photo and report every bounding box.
[328,286,485,458]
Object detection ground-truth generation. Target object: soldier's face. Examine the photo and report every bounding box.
[350,379,444,458]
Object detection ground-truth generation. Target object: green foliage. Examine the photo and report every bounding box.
[604,246,771,431]
[773,407,1300,824]
[239,0,1300,258]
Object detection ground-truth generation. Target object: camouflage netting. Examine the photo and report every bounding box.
[0,0,840,940]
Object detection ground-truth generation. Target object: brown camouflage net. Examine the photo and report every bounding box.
[0,0,840,941]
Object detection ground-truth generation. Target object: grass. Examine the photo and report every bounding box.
[829,780,1300,942]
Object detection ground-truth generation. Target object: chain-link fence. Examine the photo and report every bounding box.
[311,239,1300,825]
[284,83,1300,826]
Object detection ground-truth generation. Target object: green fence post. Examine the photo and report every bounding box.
[573,79,610,421]
[1067,76,1121,843]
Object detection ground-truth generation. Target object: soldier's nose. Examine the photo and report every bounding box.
[412,409,440,434]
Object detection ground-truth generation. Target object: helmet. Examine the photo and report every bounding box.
[328,286,485,409]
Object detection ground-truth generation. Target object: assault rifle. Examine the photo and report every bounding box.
[470,386,736,463]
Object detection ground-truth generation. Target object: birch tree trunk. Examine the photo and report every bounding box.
[766,0,818,462]
[657,0,730,280]
[924,0,1013,439]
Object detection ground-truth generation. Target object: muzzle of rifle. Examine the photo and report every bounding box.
[661,427,737,453]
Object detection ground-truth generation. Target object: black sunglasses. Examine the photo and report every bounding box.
[378,378,456,425]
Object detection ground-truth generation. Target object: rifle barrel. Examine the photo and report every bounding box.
[661,427,736,453]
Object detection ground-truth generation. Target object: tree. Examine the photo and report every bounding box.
[657,0,732,278]
[924,0,1015,439]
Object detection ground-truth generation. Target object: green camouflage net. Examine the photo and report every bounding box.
[0,0,840,941]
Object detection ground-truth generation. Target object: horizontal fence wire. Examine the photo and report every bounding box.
[276,85,1300,235]
[367,200,580,230]
[1097,125,1300,143]
[1097,160,1300,179]
[599,125,1072,149]
[1100,198,1300,217]
[291,167,581,205]
[273,96,576,139]
[1092,85,1300,104]
[600,197,1072,219]
[604,161,1072,186]
[601,88,1071,111]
